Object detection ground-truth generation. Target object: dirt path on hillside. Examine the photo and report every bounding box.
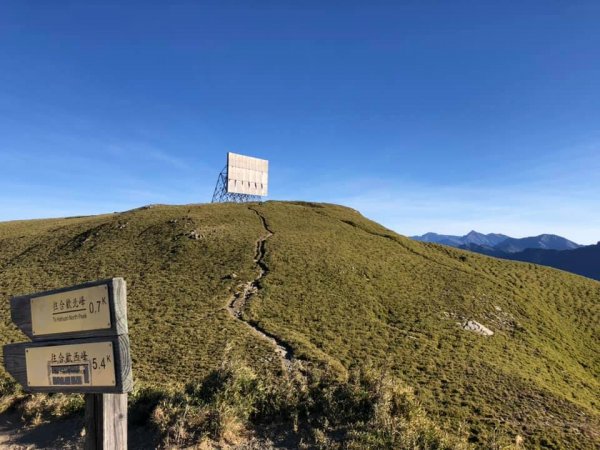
[227,207,295,370]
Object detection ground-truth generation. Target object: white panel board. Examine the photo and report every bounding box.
[227,152,269,196]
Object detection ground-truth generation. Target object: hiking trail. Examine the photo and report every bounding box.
[226,207,295,370]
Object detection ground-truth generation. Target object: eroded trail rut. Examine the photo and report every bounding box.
[227,207,295,370]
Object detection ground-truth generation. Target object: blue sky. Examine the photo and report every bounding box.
[1,1,599,244]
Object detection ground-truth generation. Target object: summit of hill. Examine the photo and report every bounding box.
[0,201,598,448]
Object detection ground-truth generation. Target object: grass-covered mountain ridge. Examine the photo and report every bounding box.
[0,201,598,449]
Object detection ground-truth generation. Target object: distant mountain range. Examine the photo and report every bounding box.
[411,231,599,281]
[413,230,581,252]
[415,231,510,248]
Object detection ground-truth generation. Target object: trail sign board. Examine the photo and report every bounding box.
[27,341,116,388]
[3,335,133,394]
[10,278,127,341]
[4,278,132,449]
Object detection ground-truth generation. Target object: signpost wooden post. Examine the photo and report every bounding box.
[3,278,132,450]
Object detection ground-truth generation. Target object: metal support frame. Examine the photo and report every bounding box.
[211,165,262,203]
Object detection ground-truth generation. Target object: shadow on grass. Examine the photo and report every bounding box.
[0,409,159,450]
[0,410,83,449]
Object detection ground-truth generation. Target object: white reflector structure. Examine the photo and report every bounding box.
[212,152,269,203]
[227,152,269,196]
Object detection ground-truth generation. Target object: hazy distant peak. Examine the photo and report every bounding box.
[412,230,509,248]
[411,231,580,253]
[495,234,581,253]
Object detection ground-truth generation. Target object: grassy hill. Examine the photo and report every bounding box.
[0,202,598,449]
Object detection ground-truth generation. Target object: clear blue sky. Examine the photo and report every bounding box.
[1,1,599,244]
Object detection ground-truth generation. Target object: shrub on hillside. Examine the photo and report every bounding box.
[148,354,468,449]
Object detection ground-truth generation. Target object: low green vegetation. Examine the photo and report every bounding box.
[2,352,472,449]
[0,201,598,448]
[145,353,470,449]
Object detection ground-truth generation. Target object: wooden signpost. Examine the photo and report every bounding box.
[3,278,132,450]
